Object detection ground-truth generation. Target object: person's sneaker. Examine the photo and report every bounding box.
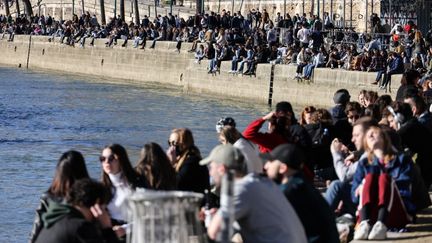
[353,220,370,240]
[368,221,387,240]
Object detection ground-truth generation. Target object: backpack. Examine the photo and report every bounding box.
[305,123,334,170]
[308,123,332,149]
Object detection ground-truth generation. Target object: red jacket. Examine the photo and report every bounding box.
[243,118,315,181]
[242,118,287,153]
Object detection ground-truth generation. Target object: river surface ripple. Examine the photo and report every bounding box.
[0,67,270,242]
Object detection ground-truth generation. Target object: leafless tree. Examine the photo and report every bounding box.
[23,0,33,17]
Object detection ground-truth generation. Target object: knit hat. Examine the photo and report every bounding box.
[333,89,351,105]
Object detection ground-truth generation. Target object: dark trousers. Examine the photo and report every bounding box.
[381,70,401,88]
[296,63,308,74]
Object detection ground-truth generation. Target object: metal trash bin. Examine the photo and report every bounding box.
[126,189,206,243]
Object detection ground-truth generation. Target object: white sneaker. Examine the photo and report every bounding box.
[368,221,387,240]
[353,220,370,240]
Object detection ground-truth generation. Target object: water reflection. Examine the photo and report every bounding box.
[0,67,269,242]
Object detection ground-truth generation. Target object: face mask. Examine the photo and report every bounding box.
[175,145,182,155]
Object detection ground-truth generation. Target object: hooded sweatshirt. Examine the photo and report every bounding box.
[35,200,119,243]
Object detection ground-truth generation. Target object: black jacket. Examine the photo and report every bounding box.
[281,172,340,243]
[177,154,209,194]
[398,118,432,188]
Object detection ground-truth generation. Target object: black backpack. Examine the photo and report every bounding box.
[307,123,332,149]
[305,123,334,169]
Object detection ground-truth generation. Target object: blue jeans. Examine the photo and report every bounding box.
[303,64,315,78]
[231,57,239,71]
[324,180,356,216]
[375,69,385,83]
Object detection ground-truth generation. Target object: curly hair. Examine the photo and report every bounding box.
[67,179,112,208]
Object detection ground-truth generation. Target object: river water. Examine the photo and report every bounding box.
[0,66,271,242]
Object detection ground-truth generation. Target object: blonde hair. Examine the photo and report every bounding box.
[414,30,423,42]
[170,128,201,171]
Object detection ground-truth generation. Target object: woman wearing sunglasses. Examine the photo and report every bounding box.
[167,128,209,194]
[100,144,148,239]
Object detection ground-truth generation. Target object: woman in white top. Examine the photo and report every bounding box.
[100,144,148,239]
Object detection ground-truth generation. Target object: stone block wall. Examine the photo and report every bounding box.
[0,36,398,109]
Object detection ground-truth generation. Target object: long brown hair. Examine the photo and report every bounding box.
[101,144,138,189]
[136,143,177,190]
[170,128,201,171]
[363,126,395,164]
[300,106,316,125]
[48,150,90,198]
[219,126,242,144]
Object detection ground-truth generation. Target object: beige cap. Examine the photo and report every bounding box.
[199,144,244,170]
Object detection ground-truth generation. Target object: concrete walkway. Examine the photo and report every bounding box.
[351,194,432,243]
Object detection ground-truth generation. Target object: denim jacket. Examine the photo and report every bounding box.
[351,153,415,214]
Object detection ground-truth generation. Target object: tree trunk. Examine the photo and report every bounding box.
[23,0,33,17]
[16,0,20,15]
[99,0,106,25]
[196,0,201,14]
[81,0,85,14]
[119,0,124,21]
[133,0,139,25]
[4,0,10,16]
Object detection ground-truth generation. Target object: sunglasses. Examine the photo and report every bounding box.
[167,140,178,147]
[99,154,115,163]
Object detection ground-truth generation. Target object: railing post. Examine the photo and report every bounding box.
[26,35,32,69]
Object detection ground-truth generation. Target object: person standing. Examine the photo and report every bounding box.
[297,23,311,48]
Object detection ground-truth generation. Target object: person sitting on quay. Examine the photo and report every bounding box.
[3,8,432,84]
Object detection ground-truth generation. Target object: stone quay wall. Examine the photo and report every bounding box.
[0,35,399,108]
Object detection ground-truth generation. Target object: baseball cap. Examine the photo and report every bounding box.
[215,117,236,133]
[199,144,245,170]
[259,144,305,170]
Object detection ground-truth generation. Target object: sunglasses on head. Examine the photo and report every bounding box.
[99,154,115,163]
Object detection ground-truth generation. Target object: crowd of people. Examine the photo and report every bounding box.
[29,66,432,242]
[1,9,432,81]
[2,6,431,243]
